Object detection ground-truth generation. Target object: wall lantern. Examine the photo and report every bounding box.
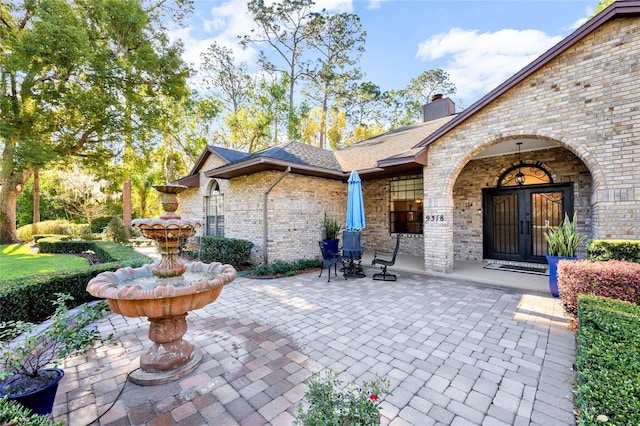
[515,142,525,186]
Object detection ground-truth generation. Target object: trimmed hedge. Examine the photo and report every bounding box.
[586,239,640,263]
[575,295,640,426]
[16,220,89,242]
[183,236,253,268]
[558,259,640,316]
[0,241,151,322]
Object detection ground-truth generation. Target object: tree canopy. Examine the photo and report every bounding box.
[0,0,190,243]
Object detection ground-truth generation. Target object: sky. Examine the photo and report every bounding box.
[171,0,598,109]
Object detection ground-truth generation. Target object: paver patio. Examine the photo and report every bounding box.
[53,268,576,425]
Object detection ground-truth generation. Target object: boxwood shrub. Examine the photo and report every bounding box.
[184,236,254,268]
[558,259,640,316]
[0,241,151,322]
[586,239,640,263]
[575,295,640,426]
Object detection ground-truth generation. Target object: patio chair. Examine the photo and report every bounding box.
[371,233,402,281]
[319,241,346,282]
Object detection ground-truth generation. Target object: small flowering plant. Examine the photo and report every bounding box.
[295,370,391,425]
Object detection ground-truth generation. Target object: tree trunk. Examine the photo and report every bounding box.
[0,183,20,244]
[33,168,40,224]
[123,179,132,237]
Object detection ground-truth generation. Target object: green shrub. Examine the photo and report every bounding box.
[184,236,253,268]
[575,295,640,426]
[0,398,63,425]
[586,239,640,263]
[558,260,640,316]
[91,216,114,233]
[102,216,129,244]
[33,234,72,242]
[16,220,89,242]
[250,259,321,277]
[296,259,322,270]
[0,241,151,322]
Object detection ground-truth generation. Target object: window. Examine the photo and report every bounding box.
[390,176,423,234]
[206,181,224,236]
[498,164,552,187]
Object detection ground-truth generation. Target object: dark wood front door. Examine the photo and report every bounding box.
[483,184,573,263]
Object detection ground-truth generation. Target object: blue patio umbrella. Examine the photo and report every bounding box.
[346,170,366,231]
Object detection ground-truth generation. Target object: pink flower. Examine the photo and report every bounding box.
[369,394,378,401]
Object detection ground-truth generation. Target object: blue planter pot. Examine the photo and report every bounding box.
[322,239,339,255]
[546,255,576,298]
[0,368,64,415]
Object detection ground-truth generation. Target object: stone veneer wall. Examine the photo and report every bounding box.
[453,148,591,262]
[423,17,640,273]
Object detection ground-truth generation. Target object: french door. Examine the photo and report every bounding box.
[483,184,573,263]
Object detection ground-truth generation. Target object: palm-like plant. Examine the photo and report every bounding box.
[544,213,587,257]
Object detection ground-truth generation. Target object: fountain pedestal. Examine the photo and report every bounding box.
[87,184,236,385]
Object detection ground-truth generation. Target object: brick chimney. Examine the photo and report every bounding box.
[421,94,455,122]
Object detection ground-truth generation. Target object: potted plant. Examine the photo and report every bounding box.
[544,212,587,297]
[295,370,390,425]
[322,214,342,254]
[0,293,112,416]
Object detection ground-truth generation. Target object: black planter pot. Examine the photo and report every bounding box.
[0,368,64,416]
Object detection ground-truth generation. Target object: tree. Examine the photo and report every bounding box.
[387,69,456,126]
[201,42,251,113]
[0,0,190,243]
[241,0,317,140]
[54,169,113,231]
[342,81,386,142]
[304,11,365,148]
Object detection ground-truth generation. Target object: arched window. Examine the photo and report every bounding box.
[498,163,552,187]
[206,181,224,236]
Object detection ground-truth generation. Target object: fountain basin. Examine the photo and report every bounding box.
[87,262,235,314]
[87,261,237,385]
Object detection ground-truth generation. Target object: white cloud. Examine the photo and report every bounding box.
[416,28,563,105]
[170,0,258,74]
[315,0,353,13]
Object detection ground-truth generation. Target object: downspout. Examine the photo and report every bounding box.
[263,167,291,264]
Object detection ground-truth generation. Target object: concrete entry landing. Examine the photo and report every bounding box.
[362,253,551,295]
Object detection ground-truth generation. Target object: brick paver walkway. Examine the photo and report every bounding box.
[53,269,576,425]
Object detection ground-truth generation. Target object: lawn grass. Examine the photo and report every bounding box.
[0,244,88,280]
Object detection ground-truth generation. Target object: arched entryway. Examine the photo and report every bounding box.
[448,138,593,267]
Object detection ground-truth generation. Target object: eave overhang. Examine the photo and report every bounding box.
[205,157,346,181]
[173,174,200,187]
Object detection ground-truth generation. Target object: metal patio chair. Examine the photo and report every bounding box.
[319,241,346,282]
[371,233,402,281]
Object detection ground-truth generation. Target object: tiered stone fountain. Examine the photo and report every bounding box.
[87,184,237,385]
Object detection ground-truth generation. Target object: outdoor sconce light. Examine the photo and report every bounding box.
[515,142,525,186]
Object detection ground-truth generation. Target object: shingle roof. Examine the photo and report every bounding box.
[210,146,249,163]
[238,141,342,170]
[334,116,456,171]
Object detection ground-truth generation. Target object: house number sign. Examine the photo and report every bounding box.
[425,214,445,222]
